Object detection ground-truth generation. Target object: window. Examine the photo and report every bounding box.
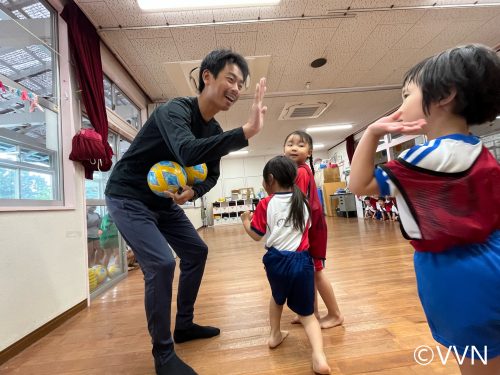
[84,127,131,295]
[84,120,117,200]
[103,75,113,108]
[103,75,141,130]
[0,0,60,204]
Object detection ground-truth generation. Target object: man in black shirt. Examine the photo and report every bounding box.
[105,49,267,375]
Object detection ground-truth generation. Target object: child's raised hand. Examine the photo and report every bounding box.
[367,111,427,137]
[399,118,428,135]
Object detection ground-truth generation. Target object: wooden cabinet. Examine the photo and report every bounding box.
[322,182,347,216]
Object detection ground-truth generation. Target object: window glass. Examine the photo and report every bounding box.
[0,107,60,201]
[85,131,131,295]
[114,87,141,129]
[0,1,60,204]
[103,75,113,108]
[0,1,57,103]
[101,75,141,129]
[86,204,127,294]
[84,121,116,200]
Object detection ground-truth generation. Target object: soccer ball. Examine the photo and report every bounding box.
[92,265,108,284]
[107,264,120,278]
[147,161,187,197]
[185,163,208,185]
[88,268,98,291]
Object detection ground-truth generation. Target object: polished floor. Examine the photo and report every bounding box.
[1,216,460,374]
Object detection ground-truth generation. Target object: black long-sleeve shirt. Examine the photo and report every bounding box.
[105,96,248,208]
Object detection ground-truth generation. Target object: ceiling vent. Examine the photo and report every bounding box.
[279,101,331,120]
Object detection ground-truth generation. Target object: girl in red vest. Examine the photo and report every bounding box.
[284,131,344,329]
[349,44,500,374]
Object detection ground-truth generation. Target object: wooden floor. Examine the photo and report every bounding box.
[1,217,460,375]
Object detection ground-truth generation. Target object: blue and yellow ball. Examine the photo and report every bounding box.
[185,163,208,185]
[147,161,187,197]
[107,264,120,278]
[92,265,108,284]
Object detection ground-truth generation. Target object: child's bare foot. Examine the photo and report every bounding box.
[312,352,331,374]
[291,314,320,324]
[319,314,344,329]
[268,330,289,349]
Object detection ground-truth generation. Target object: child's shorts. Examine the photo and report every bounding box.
[414,230,500,359]
[263,247,314,316]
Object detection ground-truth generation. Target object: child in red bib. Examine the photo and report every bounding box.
[284,131,344,329]
[350,44,500,374]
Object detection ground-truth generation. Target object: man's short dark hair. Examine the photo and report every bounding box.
[198,49,249,93]
[403,44,500,125]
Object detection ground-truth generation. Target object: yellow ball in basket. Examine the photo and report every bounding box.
[147,161,187,197]
[88,268,98,291]
[92,265,108,284]
[107,264,120,278]
[185,163,208,185]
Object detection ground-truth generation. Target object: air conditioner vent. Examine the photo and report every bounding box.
[279,101,331,120]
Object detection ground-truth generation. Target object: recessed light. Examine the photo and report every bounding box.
[313,144,324,149]
[138,0,281,11]
[310,58,327,68]
[228,150,249,156]
[306,125,353,132]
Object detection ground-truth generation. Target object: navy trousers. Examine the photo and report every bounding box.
[105,195,208,366]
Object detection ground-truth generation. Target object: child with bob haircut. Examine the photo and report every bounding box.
[241,155,331,374]
[349,44,500,374]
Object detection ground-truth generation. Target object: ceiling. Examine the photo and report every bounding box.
[75,0,500,156]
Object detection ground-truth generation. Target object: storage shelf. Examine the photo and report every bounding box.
[212,198,260,226]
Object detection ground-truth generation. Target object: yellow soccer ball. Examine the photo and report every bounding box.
[92,265,108,284]
[88,268,98,291]
[147,161,187,197]
[107,264,120,278]
[185,163,208,185]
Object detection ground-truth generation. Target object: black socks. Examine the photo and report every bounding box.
[156,353,197,375]
[174,323,220,344]
[155,324,220,373]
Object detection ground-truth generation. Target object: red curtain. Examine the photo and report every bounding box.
[62,1,113,179]
[346,134,355,164]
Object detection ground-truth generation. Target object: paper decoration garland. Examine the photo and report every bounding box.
[0,80,45,112]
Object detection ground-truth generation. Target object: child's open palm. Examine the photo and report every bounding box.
[368,111,427,137]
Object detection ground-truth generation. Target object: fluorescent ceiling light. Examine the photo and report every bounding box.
[138,0,280,11]
[497,115,500,119]
[313,144,324,149]
[228,150,249,156]
[306,125,353,132]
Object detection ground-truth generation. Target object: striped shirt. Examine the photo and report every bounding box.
[374,134,483,240]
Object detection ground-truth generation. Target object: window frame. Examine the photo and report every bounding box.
[103,74,142,130]
[0,0,64,209]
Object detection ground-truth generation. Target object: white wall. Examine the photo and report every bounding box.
[327,141,350,182]
[204,151,328,205]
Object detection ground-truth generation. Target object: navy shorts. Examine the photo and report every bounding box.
[263,247,315,316]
